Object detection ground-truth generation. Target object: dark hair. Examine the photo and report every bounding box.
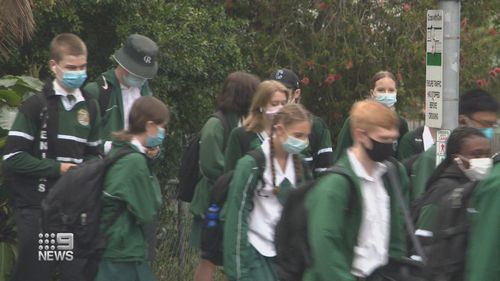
[426,127,486,188]
[459,89,499,115]
[113,96,170,141]
[217,71,260,117]
[370,70,396,89]
[50,33,87,62]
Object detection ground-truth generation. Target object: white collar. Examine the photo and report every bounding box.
[52,80,84,102]
[261,138,296,185]
[422,125,435,151]
[131,138,146,154]
[347,149,387,182]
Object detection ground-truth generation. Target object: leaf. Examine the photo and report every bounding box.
[0,78,17,89]
[0,89,22,107]
[16,75,43,92]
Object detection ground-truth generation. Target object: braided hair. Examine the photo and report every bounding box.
[268,104,312,194]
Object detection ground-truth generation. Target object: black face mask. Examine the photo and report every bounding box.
[364,137,395,162]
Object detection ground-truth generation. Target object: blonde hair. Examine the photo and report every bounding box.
[350,100,399,134]
[269,104,312,192]
[243,80,289,133]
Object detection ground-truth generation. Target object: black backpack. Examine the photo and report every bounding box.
[177,111,230,202]
[200,149,266,265]
[274,166,355,281]
[41,146,137,258]
[410,179,478,280]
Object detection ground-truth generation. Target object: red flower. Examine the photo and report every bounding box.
[319,2,328,10]
[495,67,500,74]
[476,79,488,88]
[325,74,335,84]
[345,61,353,70]
[301,76,310,86]
[489,28,497,37]
[490,70,497,78]
[403,3,411,12]
[333,74,342,81]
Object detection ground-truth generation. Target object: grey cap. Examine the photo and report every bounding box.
[113,34,159,79]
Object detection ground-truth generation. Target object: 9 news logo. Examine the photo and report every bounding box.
[37,233,74,261]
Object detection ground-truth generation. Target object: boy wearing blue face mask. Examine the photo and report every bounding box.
[3,33,101,281]
[85,34,159,156]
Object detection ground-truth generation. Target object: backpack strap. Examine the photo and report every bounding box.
[413,126,425,154]
[384,157,427,264]
[211,111,230,150]
[104,146,137,167]
[247,149,266,180]
[239,129,254,155]
[96,75,113,117]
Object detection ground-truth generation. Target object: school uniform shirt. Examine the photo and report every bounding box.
[347,150,390,277]
[100,139,161,261]
[302,153,408,281]
[224,127,267,172]
[465,162,500,281]
[120,84,141,130]
[3,80,101,208]
[84,69,152,142]
[224,143,306,281]
[247,138,296,257]
[302,115,334,177]
[189,112,241,217]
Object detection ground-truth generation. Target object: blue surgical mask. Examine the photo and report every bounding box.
[58,66,87,90]
[124,72,146,88]
[480,127,494,140]
[282,135,308,154]
[375,92,397,108]
[146,127,165,147]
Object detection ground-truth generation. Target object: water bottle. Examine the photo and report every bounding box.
[206,204,220,228]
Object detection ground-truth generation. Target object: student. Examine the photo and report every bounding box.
[85,33,159,156]
[333,70,409,163]
[397,125,436,161]
[3,33,101,281]
[409,89,499,200]
[412,127,491,281]
[303,100,409,281]
[189,72,260,281]
[223,104,312,281]
[224,80,289,172]
[465,152,500,281]
[95,96,169,281]
[270,68,333,176]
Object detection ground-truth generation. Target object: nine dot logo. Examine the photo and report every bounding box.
[38,233,74,261]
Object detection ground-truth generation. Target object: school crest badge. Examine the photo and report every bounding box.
[77,109,90,126]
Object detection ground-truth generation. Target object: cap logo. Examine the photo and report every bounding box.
[144,56,152,64]
[275,70,284,80]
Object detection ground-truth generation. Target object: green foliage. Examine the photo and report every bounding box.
[229,0,500,136]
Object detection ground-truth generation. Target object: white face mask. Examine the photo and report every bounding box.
[265,105,283,116]
[456,157,493,181]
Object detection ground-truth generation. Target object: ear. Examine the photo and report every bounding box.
[352,128,367,147]
[49,60,57,73]
[274,123,286,138]
[458,114,467,127]
[294,89,302,100]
